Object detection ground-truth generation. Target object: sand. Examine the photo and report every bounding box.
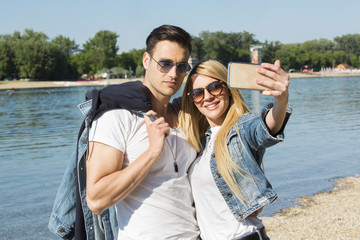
[0,78,138,90]
[262,175,360,240]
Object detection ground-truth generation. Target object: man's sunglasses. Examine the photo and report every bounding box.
[188,81,225,103]
[149,54,191,75]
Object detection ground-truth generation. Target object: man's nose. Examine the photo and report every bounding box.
[167,65,178,78]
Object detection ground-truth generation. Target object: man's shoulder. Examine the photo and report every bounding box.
[97,108,136,121]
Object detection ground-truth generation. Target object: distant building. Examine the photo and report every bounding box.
[250,45,263,64]
[336,63,353,69]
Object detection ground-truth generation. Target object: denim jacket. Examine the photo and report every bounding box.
[48,100,118,240]
[48,82,152,240]
[206,103,292,221]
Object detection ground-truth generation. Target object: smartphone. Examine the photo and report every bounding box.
[227,62,273,90]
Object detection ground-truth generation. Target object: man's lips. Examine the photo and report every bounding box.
[164,81,177,86]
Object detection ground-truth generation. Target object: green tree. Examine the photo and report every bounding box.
[262,41,283,63]
[71,52,92,77]
[0,40,15,79]
[198,31,258,64]
[52,35,79,78]
[332,50,346,66]
[322,51,335,68]
[334,34,360,65]
[275,44,303,71]
[52,35,79,58]
[13,40,62,79]
[317,38,334,52]
[348,53,359,68]
[191,36,205,60]
[334,34,360,54]
[116,48,144,77]
[82,30,119,73]
[21,29,48,41]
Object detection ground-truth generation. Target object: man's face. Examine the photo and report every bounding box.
[143,40,190,99]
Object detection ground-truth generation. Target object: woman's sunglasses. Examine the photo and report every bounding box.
[149,54,191,75]
[188,81,225,103]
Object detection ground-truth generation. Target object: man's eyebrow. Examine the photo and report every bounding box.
[158,58,188,63]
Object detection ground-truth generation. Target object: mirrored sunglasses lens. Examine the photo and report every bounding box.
[177,63,190,74]
[159,60,175,72]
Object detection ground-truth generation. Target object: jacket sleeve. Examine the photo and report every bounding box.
[242,103,292,151]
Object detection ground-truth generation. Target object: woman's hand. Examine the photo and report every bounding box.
[249,207,263,217]
[256,60,290,135]
[256,60,290,104]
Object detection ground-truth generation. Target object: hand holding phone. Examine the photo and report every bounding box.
[227,62,274,90]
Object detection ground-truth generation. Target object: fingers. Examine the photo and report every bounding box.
[249,207,263,217]
[144,114,170,137]
[144,114,170,157]
[255,60,290,98]
[259,60,288,82]
[274,59,280,68]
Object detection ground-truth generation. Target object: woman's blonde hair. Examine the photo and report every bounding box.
[179,59,250,203]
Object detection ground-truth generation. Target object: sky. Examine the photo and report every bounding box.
[1,0,359,53]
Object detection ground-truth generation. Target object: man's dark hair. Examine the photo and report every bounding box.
[146,25,192,55]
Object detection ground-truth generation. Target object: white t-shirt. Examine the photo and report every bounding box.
[89,109,199,240]
[189,126,263,240]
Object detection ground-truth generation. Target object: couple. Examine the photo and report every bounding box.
[49,25,291,240]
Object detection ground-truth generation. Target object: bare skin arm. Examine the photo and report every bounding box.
[255,60,290,136]
[86,113,169,215]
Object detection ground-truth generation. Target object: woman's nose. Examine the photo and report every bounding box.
[203,88,214,101]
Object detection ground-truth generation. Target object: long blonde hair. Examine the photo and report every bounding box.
[179,60,250,203]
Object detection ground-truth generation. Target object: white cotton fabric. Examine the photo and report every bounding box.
[189,126,263,240]
[89,109,199,240]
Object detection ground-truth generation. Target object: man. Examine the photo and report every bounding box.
[86,25,199,239]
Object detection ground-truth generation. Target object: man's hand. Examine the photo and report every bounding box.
[144,110,170,159]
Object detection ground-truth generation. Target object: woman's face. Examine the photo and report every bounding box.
[191,75,230,127]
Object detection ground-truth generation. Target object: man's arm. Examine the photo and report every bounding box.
[86,114,169,215]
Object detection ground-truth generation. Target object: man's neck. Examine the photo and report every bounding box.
[150,94,177,128]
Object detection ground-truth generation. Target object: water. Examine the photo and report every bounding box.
[0,77,359,239]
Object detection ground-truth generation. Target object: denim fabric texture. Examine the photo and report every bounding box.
[48,99,118,240]
[206,103,292,221]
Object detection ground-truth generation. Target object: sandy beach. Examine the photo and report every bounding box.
[262,175,360,240]
[0,78,139,90]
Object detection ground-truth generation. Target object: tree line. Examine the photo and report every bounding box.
[0,29,359,80]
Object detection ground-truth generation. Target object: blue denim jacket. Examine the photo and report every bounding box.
[48,99,118,240]
[206,103,292,221]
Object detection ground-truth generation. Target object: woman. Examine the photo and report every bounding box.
[179,59,291,240]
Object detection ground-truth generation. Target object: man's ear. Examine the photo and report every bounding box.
[143,52,150,70]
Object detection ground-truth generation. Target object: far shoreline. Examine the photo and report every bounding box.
[1,72,360,90]
[0,78,139,90]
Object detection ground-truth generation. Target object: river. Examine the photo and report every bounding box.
[0,76,359,239]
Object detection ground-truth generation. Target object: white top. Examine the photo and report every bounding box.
[189,126,263,240]
[89,109,199,240]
